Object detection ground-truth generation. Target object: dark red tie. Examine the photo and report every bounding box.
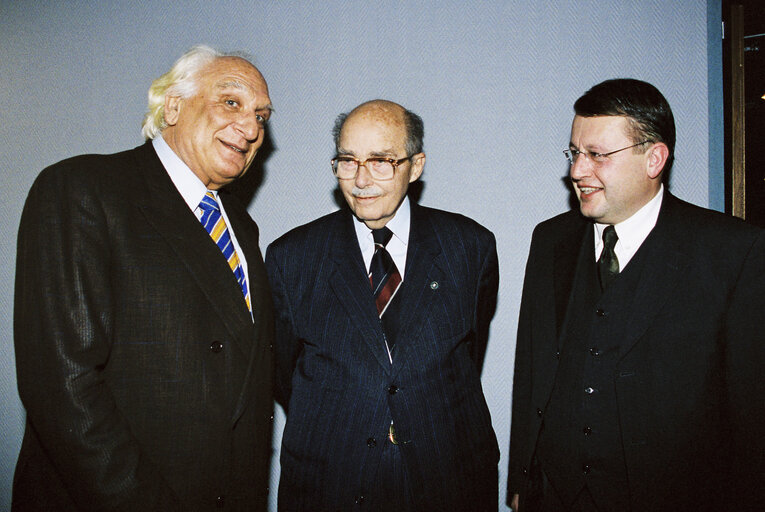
[369,227,402,316]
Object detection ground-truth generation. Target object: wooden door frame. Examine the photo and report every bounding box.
[729,3,746,219]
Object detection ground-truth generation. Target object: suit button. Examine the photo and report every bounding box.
[367,437,377,447]
[554,351,560,359]
[522,466,528,475]
[536,408,543,417]
[388,385,398,395]
[216,495,225,508]
[582,464,591,474]
[589,347,600,356]
[210,341,224,353]
[583,426,592,435]
[596,308,605,316]
[355,495,365,504]
[585,387,595,394]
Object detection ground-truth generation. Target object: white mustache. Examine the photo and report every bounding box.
[352,186,383,198]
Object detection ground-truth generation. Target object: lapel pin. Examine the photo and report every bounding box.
[430,281,439,290]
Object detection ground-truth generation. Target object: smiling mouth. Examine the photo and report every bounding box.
[222,141,246,154]
[578,186,602,195]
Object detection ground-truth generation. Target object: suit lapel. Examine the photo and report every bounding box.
[553,218,591,341]
[389,204,444,378]
[218,189,273,423]
[606,194,687,358]
[328,211,393,371]
[219,189,268,324]
[557,193,688,359]
[133,144,253,347]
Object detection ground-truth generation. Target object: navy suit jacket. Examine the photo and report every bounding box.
[508,192,765,511]
[13,143,274,511]
[266,203,500,511]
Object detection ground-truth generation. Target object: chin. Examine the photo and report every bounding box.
[352,204,378,218]
[352,208,382,223]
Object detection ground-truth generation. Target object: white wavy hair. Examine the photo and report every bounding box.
[141,45,224,140]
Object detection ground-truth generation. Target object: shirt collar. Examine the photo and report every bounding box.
[352,196,411,246]
[152,134,211,210]
[595,184,664,252]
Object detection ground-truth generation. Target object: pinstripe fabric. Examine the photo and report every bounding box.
[199,192,251,311]
[266,204,500,511]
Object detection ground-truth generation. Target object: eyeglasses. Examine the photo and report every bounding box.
[331,155,412,181]
[563,140,650,165]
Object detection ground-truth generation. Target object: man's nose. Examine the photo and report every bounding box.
[354,162,374,187]
[569,154,591,181]
[236,112,262,142]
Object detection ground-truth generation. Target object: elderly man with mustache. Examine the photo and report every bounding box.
[266,99,501,511]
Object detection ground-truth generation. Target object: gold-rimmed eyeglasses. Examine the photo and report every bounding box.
[331,155,412,181]
[563,140,650,165]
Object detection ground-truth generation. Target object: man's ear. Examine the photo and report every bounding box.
[646,142,669,180]
[164,95,182,126]
[408,153,426,183]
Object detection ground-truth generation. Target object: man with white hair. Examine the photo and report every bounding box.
[13,45,275,511]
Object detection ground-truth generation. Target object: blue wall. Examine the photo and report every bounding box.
[0,1,720,509]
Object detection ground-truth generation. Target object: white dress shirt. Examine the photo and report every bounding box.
[353,196,411,279]
[594,184,664,271]
[152,135,251,295]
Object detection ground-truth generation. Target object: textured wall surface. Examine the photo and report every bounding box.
[0,1,715,509]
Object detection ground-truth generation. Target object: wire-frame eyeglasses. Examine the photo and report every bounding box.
[563,140,650,165]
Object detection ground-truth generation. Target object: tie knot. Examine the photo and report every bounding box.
[602,225,618,249]
[372,227,393,247]
[199,191,220,212]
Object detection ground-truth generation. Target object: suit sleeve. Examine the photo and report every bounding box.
[14,168,180,511]
[724,229,765,508]
[507,226,542,500]
[472,231,499,371]
[264,243,301,410]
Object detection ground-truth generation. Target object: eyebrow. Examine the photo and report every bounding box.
[335,148,397,157]
[215,81,274,113]
[216,80,246,90]
[569,142,606,152]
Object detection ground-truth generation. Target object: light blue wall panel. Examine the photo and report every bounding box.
[0,1,715,509]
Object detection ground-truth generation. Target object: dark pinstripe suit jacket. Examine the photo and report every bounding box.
[13,142,274,511]
[266,203,500,511]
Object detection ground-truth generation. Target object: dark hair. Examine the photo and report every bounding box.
[574,78,675,175]
[332,103,424,156]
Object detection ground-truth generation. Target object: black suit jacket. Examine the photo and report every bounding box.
[13,143,274,511]
[508,192,765,511]
[265,204,500,511]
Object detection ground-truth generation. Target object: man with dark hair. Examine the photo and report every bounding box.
[266,99,500,511]
[508,78,765,511]
[13,46,275,510]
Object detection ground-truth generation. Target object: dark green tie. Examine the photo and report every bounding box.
[598,225,619,290]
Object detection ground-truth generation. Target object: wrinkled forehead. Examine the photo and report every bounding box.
[199,57,270,97]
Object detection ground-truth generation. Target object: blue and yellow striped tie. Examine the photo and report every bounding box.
[198,191,251,311]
